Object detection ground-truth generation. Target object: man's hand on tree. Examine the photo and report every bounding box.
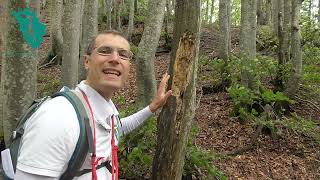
[149,73,173,113]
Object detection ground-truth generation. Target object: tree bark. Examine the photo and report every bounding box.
[240,0,257,90]
[135,0,138,13]
[116,0,122,31]
[285,0,303,97]
[127,0,134,41]
[79,0,98,82]
[257,0,263,25]
[105,0,112,29]
[0,0,8,145]
[318,0,320,27]
[265,0,272,26]
[61,0,81,88]
[219,0,231,87]
[240,0,257,59]
[206,0,210,23]
[272,0,279,35]
[276,0,285,89]
[135,0,166,107]
[283,0,291,63]
[210,0,215,23]
[152,0,201,179]
[49,0,63,64]
[1,0,40,144]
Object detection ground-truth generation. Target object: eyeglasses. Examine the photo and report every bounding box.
[94,45,133,60]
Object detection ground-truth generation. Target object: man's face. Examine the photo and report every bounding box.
[85,34,131,98]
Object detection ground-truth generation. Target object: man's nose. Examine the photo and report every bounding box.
[108,51,121,63]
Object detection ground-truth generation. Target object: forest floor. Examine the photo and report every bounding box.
[1,9,320,179]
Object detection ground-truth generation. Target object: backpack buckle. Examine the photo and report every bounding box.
[12,131,17,139]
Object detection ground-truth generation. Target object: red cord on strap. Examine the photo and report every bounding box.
[111,115,119,180]
[80,90,98,180]
[80,90,119,180]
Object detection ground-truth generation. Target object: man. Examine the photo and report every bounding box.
[14,30,172,179]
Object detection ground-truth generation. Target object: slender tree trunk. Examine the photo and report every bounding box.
[257,0,264,25]
[152,0,201,179]
[318,0,320,27]
[272,0,279,35]
[285,0,303,97]
[0,0,8,146]
[210,0,215,23]
[164,0,170,45]
[116,0,122,31]
[283,0,291,63]
[276,0,285,90]
[240,0,257,90]
[135,0,138,14]
[265,0,272,26]
[219,0,231,87]
[135,0,166,107]
[240,0,257,59]
[1,0,41,144]
[49,0,63,64]
[127,0,135,41]
[105,0,112,29]
[79,0,98,82]
[206,0,210,23]
[61,0,81,88]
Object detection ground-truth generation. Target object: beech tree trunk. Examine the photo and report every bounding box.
[219,0,231,86]
[116,0,122,31]
[257,0,264,25]
[61,0,81,88]
[285,0,303,97]
[210,0,215,23]
[283,0,291,63]
[106,0,112,30]
[79,0,98,82]
[240,0,257,59]
[152,0,201,179]
[318,0,320,27]
[135,0,166,107]
[240,0,257,90]
[265,0,272,26]
[276,0,285,89]
[272,0,279,35]
[49,0,63,64]
[1,0,40,144]
[127,0,134,41]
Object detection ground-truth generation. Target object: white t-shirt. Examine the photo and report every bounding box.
[15,81,153,179]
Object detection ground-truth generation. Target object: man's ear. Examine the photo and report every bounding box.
[84,55,90,70]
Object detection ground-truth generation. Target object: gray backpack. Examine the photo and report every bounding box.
[1,88,95,180]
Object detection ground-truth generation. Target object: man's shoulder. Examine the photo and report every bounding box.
[26,96,79,131]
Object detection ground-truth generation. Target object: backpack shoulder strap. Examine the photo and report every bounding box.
[53,90,94,180]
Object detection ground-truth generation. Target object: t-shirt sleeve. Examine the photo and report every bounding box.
[16,96,80,177]
[120,106,154,135]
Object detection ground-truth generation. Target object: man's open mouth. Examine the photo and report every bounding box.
[102,68,121,76]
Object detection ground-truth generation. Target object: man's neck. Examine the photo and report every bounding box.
[84,80,113,101]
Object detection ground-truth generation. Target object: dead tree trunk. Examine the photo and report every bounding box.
[151,0,201,179]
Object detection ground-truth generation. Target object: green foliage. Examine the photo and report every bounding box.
[256,26,278,53]
[281,114,320,143]
[227,55,278,86]
[227,85,294,122]
[184,126,227,180]
[230,0,241,25]
[300,45,320,96]
[119,115,157,179]
[185,147,227,180]
[118,106,227,179]
[198,56,224,85]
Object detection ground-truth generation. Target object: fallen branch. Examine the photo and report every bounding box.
[38,55,57,69]
[294,95,320,113]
